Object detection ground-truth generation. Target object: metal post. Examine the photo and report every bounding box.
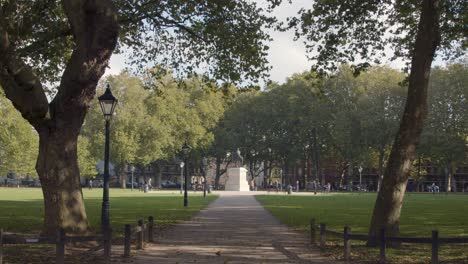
[148,216,154,242]
[432,230,439,264]
[319,223,326,248]
[280,169,283,192]
[312,128,321,185]
[344,226,351,261]
[310,218,316,245]
[124,224,131,257]
[101,120,111,233]
[56,228,65,264]
[103,228,112,259]
[379,228,386,264]
[184,157,188,207]
[0,228,3,264]
[137,219,144,250]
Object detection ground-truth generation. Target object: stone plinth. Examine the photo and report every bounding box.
[225,167,249,191]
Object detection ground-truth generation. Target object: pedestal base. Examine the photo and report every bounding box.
[225,167,249,191]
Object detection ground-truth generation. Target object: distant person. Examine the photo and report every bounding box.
[312,180,317,195]
[88,179,93,190]
[296,180,300,192]
[148,178,152,190]
[250,180,255,191]
[326,182,331,193]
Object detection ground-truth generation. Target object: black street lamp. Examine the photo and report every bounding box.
[182,142,191,207]
[202,157,208,198]
[98,84,118,255]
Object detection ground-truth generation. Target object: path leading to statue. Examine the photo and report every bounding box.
[117,192,333,264]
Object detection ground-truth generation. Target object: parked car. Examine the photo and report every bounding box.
[161,180,180,189]
[126,182,139,188]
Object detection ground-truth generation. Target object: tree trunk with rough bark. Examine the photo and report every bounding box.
[0,0,119,235]
[367,0,440,246]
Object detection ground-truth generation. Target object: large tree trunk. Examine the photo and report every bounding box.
[0,0,118,235]
[367,0,440,246]
[36,128,89,235]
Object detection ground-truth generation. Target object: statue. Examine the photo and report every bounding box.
[232,148,244,167]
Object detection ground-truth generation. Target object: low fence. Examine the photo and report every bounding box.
[309,218,468,264]
[123,216,154,257]
[0,228,107,264]
[0,216,155,264]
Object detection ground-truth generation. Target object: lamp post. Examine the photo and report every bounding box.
[202,157,208,198]
[182,142,191,207]
[280,168,283,192]
[130,165,135,191]
[98,84,118,256]
[179,161,184,194]
[358,166,363,191]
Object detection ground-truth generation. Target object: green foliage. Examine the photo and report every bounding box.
[77,136,98,179]
[214,66,406,177]
[287,0,467,73]
[1,0,282,86]
[0,90,38,177]
[420,63,468,166]
[81,71,227,171]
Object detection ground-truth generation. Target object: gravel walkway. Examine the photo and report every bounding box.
[116,192,333,264]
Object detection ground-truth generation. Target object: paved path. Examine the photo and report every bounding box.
[117,192,333,264]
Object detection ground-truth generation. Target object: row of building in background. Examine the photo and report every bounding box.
[2,159,467,193]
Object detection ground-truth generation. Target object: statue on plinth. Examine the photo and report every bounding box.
[232,148,244,167]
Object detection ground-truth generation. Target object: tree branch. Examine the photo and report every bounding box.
[0,24,49,128]
[50,0,119,128]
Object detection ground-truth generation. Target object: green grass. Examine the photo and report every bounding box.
[0,187,217,234]
[256,193,468,264]
[0,187,217,263]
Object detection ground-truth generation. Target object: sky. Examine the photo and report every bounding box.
[106,1,445,85]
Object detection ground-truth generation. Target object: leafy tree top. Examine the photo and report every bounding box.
[1,0,282,86]
[287,0,466,73]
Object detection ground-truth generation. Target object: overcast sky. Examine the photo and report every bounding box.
[106,1,446,85]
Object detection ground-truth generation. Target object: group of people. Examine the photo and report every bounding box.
[429,182,440,193]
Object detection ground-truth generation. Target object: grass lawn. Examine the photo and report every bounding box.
[0,187,217,234]
[256,193,468,264]
[0,187,217,263]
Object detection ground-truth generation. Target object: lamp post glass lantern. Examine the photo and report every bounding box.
[182,142,191,207]
[98,84,118,238]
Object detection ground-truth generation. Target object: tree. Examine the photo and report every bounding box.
[0,90,38,177]
[0,0,280,234]
[357,67,406,190]
[419,64,468,192]
[289,0,466,242]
